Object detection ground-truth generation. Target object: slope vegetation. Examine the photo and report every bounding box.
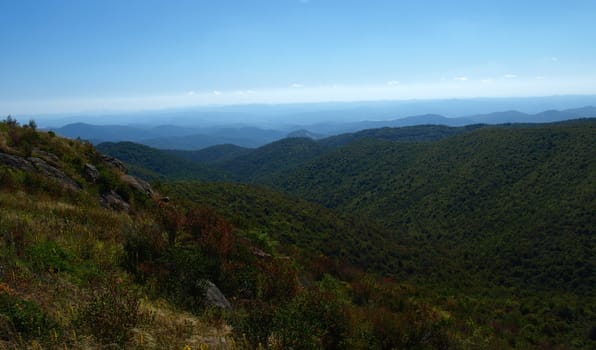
[268,120,596,292]
[96,141,232,182]
[1,117,497,349]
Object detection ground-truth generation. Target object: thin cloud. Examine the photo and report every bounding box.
[454,76,469,81]
[503,74,517,79]
[291,83,304,88]
[386,80,400,86]
[212,90,222,95]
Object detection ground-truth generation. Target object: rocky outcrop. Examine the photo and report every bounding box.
[84,163,100,183]
[202,280,232,310]
[100,154,126,173]
[28,157,81,191]
[31,149,60,167]
[100,190,130,212]
[0,152,80,190]
[0,152,34,171]
[122,174,153,197]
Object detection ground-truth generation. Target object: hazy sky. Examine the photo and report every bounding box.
[1,0,596,115]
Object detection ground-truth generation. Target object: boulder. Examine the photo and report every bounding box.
[84,163,100,183]
[100,154,126,173]
[201,280,232,310]
[122,174,153,197]
[100,190,130,212]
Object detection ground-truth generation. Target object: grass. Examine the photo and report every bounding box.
[0,189,234,350]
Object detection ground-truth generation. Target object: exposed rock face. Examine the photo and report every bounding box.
[202,280,232,310]
[0,152,34,171]
[31,149,60,167]
[100,154,126,173]
[84,163,100,183]
[100,190,130,212]
[0,152,80,190]
[122,174,153,197]
[28,157,80,190]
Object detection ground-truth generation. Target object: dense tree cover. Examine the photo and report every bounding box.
[165,144,252,164]
[265,120,596,292]
[97,125,489,185]
[318,124,486,148]
[96,141,232,182]
[161,182,407,274]
[215,137,327,181]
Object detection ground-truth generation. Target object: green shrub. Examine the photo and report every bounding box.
[77,278,140,345]
[271,289,348,349]
[230,301,275,347]
[0,286,56,341]
[159,247,216,312]
[26,240,73,273]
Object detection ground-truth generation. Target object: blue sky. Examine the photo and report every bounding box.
[1,0,596,115]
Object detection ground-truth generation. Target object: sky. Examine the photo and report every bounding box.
[1,0,596,115]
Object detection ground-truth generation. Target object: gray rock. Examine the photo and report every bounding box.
[84,163,100,183]
[100,154,126,173]
[122,174,153,197]
[28,157,80,191]
[31,149,60,167]
[202,280,231,310]
[100,190,130,211]
[0,152,34,171]
[0,152,80,191]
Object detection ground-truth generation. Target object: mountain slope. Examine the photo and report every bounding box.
[161,181,404,274]
[164,144,252,164]
[2,117,484,349]
[267,119,596,292]
[96,141,232,181]
[217,137,327,181]
[318,123,485,148]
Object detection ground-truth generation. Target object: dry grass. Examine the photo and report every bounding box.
[130,299,232,350]
[0,189,238,350]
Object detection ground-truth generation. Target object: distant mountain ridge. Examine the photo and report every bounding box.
[52,106,596,151]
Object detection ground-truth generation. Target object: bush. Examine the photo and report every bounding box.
[230,300,275,347]
[271,289,348,349]
[159,247,217,312]
[77,278,140,345]
[26,240,73,273]
[0,285,56,341]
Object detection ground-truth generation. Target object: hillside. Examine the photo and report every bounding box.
[317,123,486,148]
[216,137,327,181]
[165,144,252,164]
[160,182,405,274]
[92,117,596,347]
[2,117,506,349]
[96,141,233,182]
[98,125,487,184]
[267,119,596,291]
